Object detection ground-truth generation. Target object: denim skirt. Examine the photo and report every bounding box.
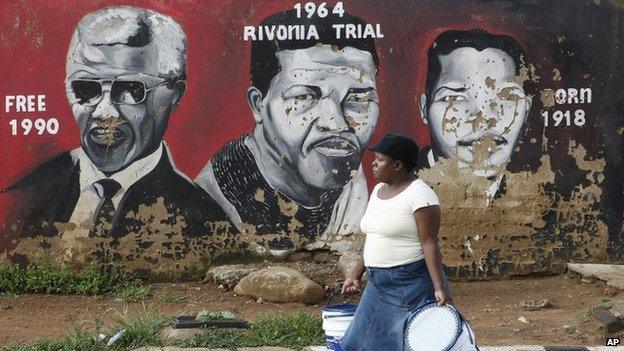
[340,259,435,351]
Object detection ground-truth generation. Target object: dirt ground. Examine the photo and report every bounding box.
[1,255,623,348]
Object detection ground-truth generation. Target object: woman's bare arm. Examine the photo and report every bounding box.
[414,205,452,305]
[342,256,365,294]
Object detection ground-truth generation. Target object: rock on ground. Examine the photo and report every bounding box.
[609,296,624,318]
[519,299,552,310]
[203,265,258,290]
[234,266,325,304]
[592,307,624,333]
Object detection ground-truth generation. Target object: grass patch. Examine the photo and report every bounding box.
[3,311,325,351]
[163,294,188,303]
[3,327,107,351]
[179,328,245,349]
[178,311,324,349]
[114,282,151,302]
[110,309,167,350]
[0,264,147,297]
[575,299,614,323]
[244,311,324,348]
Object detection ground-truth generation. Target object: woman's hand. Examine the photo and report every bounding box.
[341,278,361,294]
[435,288,453,306]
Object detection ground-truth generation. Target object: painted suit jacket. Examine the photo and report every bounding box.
[1,147,232,264]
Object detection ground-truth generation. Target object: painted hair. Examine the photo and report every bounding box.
[424,29,530,107]
[67,6,187,79]
[250,9,379,96]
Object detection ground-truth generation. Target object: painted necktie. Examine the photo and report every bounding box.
[89,179,121,237]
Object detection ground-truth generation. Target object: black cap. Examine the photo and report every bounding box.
[369,133,419,167]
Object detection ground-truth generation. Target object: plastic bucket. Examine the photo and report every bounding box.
[322,302,357,351]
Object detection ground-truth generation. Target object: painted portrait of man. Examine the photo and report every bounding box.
[419,29,533,198]
[2,6,229,244]
[196,9,380,253]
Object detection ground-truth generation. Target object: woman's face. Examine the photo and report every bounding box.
[371,152,398,182]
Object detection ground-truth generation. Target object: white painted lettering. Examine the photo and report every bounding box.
[555,89,567,104]
[5,95,14,113]
[16,95,26,112]
[37,95,46,111]
[567,88,579,104]
[307,25,319,40]
[580,87,592,104]
[363,24,375,38]
[277,25,287,40]
[333,24,344,39]
[376,23,384,38]
[243,26,256,41]
[345,24,356,39]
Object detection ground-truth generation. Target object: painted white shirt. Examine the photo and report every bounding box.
[361,179,439,267]
[68,143,164,227]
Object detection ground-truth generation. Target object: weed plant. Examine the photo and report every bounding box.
[0,264,146,297]
[3,311,325,351]
[163,294,189,303]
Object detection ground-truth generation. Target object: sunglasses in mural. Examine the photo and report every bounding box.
[67,78,173,106]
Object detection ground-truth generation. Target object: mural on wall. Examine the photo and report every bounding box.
[418,29,533,201]
[195,9,379,254]
[0,6,235,273]
[0,0,621,278]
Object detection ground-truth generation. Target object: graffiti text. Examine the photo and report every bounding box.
[555,87,592,105]
[542,109,586,127]
[9,118,59,135]
[294,2,345,18]
[5,95,46,113]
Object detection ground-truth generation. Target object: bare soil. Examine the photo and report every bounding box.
[1,255,622,348]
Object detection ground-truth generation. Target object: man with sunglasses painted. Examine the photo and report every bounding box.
[2,7,230,254]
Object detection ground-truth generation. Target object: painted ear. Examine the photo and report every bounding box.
[523,95,533,123]
[419,93,429,125]
[246,86,264,124]
[172,80,187,106]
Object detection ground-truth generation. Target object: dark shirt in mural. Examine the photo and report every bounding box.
[1,146,230,247]
[210,135,343,250]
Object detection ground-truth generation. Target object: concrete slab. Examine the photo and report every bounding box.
[158,327,203,342]
[607,278,624,290]
[567,263,624,290]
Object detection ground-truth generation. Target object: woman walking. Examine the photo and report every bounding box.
[340,133,452,351]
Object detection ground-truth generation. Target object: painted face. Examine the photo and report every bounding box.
[66,43,182,173]
[258,45,379,189]
[422,47,531,178]
[371,152,396,183]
